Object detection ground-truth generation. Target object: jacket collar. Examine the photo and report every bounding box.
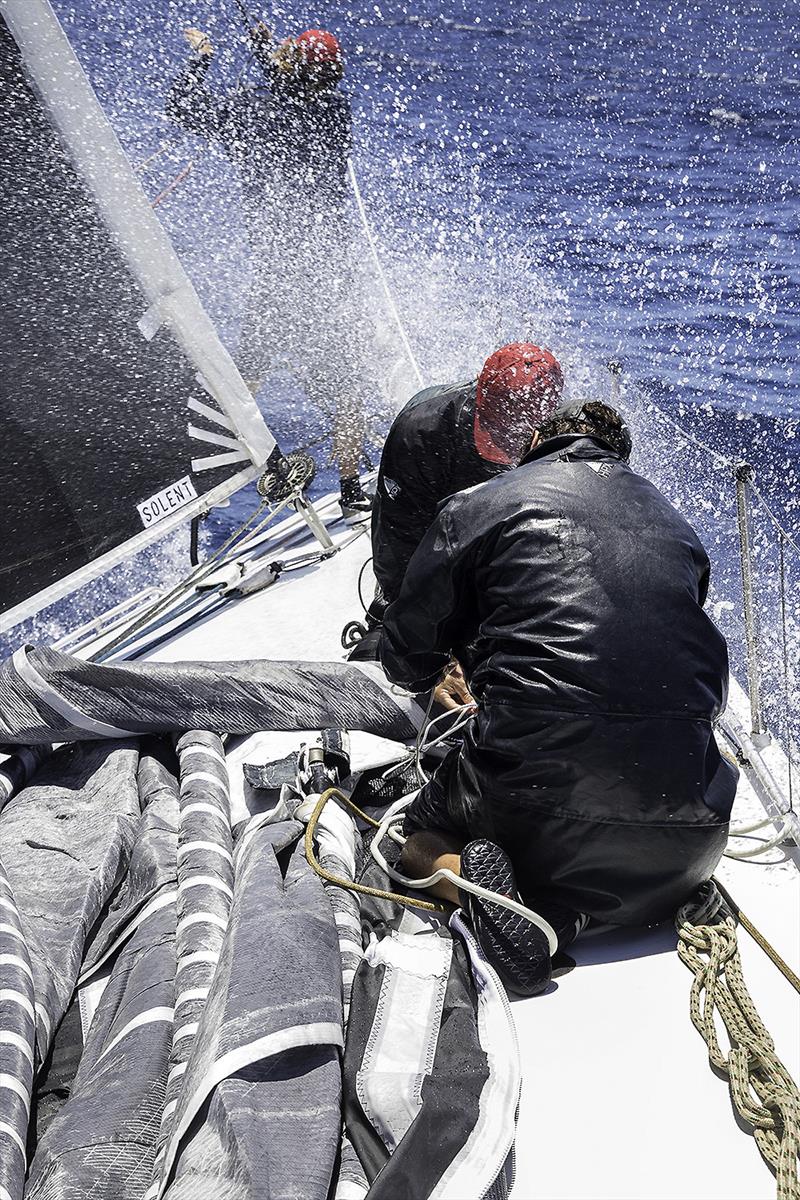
[520,433,624,467]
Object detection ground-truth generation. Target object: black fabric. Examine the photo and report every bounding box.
[364,938,489,1200]
[380,434,738,925]
[371,380,506,603]
[0,18,239,616]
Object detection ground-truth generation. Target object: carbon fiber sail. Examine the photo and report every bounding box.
[0,0,275,634]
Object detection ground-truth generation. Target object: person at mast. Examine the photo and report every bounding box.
[166,23,371,519]
[379,401,737,995]
[368,343,564,623]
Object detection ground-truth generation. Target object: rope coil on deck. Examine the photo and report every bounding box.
[676,884,800,1199]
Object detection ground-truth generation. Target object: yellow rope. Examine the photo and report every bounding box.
[676,899,800,1198]
[303,787,446,913]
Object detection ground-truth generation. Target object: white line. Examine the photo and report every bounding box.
[176,841,232,864]
[0,926,26,946]
[180,802,229,824]
[176,912,227,937]
[192,449,250,473]
[98,1007,174,1062]
[12,647,136,738]
[0,956,33,982]
[177,950,220,971]
[78,888,177,985]
[181,772,227,791]
[172,1021,199,1044]
[0,1030,34,1066]
[178,876,233,901]
[166,1060,187,1086]
[0,1072,31,1113]
[187,397,235,433]
[0,899,19,919]
[174,987,210,1011]
[179,743,227,768]
[0,1119,26,1157]
[0,991,34,1023]
[35,1003,51,1041]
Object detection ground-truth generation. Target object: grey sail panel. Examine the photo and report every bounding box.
[0,647,422,746]
[0,2,274,633]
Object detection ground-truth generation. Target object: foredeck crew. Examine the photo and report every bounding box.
[379,401,738,996]
[166,23,371,518]
[366,342,563,629]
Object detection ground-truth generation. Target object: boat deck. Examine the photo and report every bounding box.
[140,496,799,1200]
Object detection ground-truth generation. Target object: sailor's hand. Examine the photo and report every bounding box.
[433,662,475,712]
[184,27,213,57]
[248,22,273,52]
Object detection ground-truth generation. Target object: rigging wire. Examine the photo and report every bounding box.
[348,161,426,389]
[150,160,195,209]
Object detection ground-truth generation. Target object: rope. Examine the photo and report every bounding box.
[347,161,426,389]
[777,533,796,813]
[151,161,194,209]
[676,885,800,1198]
[303,787,445,913]
[94,496,275,660]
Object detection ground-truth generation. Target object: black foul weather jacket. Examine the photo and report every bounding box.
[379,434,737,925]
[371,380,505,605]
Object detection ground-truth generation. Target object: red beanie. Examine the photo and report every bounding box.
[474,343,564,464]
[296,28,343,66]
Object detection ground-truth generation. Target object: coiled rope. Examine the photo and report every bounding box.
[676,882,800,1198]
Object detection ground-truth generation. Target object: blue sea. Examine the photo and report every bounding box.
[8,0,800,756]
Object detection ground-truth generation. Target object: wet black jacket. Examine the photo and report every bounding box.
[380,434,737,924]
[371,381,505,604]
[166,56,351,216]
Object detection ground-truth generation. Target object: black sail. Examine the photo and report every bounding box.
[0,3,274,631]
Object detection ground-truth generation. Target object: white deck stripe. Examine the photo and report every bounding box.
[0,992,34,1022]
[159,1097,178,1125]
[0,899,19,918]
[178,876,233,899]
[0,1031,34,1065]
[98,1007,173,1062]
[176,841,232,864]
[12,646,136,738]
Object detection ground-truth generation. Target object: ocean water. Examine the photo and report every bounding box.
[7,0,800,757]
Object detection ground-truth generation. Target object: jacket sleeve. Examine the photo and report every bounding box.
[371,406,451,604]
[379,497,478,693]
[165,55,227,140]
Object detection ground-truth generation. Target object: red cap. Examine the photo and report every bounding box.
[474,343,563,464]
[296,28,343,66]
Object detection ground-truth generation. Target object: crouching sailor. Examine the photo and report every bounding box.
[379,400,737,995]
[363,343,563,635]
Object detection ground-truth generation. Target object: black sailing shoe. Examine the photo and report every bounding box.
[339,475,373,524]
[459,839,553,997]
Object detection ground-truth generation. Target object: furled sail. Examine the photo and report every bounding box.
[0,0,275,634]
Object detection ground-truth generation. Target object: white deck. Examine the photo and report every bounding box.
[143,501,800,1200]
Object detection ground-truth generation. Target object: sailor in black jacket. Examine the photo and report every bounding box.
[166,26,369,514]
[380,401,737,993]
[371,343,563,612]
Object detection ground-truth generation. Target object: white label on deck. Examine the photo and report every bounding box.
[137,476,198,528]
